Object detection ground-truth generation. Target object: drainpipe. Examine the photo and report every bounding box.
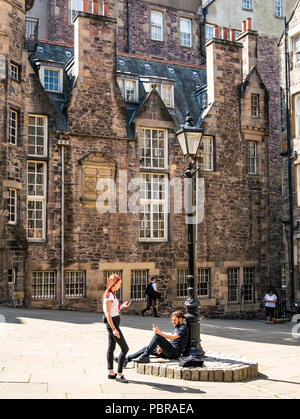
[200,7,208,59]
[57,135,70,309]
[126,0,130,53]
[284,17,295,303]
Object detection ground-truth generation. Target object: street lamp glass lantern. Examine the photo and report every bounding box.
[176,113,203,158]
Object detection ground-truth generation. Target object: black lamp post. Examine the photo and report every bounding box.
[176,112,205,358]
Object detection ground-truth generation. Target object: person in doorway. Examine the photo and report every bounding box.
[141,276,161,317]
[264,289,278,324]
[117,310,189,365]
[103,273,131,383]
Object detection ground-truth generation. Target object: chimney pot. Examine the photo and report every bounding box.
[246,18,251,30]
[222,27,228,40]
[242,20,246,32]
[230,29,235,42]
[213,25,219,38]
[92,0,98,14]
[83,0,88,12]
[103,1,109,16]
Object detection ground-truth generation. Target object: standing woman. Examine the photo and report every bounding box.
[103,274,131,383]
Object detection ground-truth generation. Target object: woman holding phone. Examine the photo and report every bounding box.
[103,273,131,383]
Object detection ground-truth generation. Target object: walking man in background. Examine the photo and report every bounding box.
[141,276,161,318]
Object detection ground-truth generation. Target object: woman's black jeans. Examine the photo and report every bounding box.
[106,315,129,373]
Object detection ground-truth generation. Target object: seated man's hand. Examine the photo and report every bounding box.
[152,324,160,334]
[157,347,162,355]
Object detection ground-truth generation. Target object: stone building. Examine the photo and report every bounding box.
[0,0,284,317]
[279,0,300,304]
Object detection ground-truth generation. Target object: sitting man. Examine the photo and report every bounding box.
[121,310,189,365]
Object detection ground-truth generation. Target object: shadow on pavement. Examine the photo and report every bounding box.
[125,379,206,394]
[257,373,300,386]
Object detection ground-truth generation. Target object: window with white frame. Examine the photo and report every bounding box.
[251,94,259,117]
[228,268,239,304]
[65,271,86,298]
[142,80,174,108]
[103,270,123,301]
[117,78,138,103]
[295,94,300,137]
[130,270,148,300]
[32,271,56,299]
[139,128,167,169]
[41,67,62,93]
[10,62,20,80]
[201,136,214,171]
[28,115,48,157]
[243,267,254,302]
[8,188,17,224]
[242,0,252,10]
[71,0,83,24]
[180,18,192,47]
[206,24,214,41]
[9,109,18,146]
[293,35,300,67]
[198,268,210,298]
[139,173,168,241]
[281,264,287,288]
[297,165,300,206]
[8,268,16,285]
[27,161,46,240]
[177,269,188,298]
[151,10,163,41]
[248,141,257,175]
[275,0,282,17]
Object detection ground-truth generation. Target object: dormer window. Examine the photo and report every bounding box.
[117,78,139,103]
[40,67,63,93]
[142,78,174,108]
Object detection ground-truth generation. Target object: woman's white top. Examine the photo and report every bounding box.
[264,294,277,308]
[103,292,119,318]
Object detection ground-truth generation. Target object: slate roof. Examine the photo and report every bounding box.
[29,41,207,135]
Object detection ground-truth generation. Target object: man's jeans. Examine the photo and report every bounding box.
[128,334,180,361]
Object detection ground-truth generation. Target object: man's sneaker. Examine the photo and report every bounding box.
[114,356,128,368]
[132,354,150,364]
[116,375,129,383]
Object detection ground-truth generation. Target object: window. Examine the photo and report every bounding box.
[32,271,56,299]
[117,78,138,103]
[41,68,62,93]
[151,11,163,41]
[65,271,86,298]
[235,30,241,40]
[10,62,20,80]
[142,80,174,108]
[297,165,300,206]
[8,188,17,224]
[9,109,18,145]
[201,136,214,171]
[139,173,168,241]
[8,268,16,285]
[140,128,167,169]
[242,0,252,10]
[281,264,287,288]
[228,268,239,304]
[293,36,300,67]
[243,267,254,302]
[28,115,47,157]
[275,0,282,17]
[206,24,214,41]
[248,141,257,175]
[180,18,192,47]
[295,94,300,137]
[71,0,83,24]
[103,270,123,301]
[201,92,207,110]
[251,94,259,117]
[27,161,46,240]
[198,268,210,298]
[177,269,188,298]
[130,270,148,300]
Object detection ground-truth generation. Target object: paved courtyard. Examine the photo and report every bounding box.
[0,307,299,399]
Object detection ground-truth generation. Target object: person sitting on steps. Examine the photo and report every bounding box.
[115,310,189,366]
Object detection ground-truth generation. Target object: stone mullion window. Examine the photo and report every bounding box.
[65,271,86,298]
[32,271,56,299]
[201,136,214,171]
[103,270,123,302]
[228,268,240,304]
[8,188,17,224]
[180,18,192,48]
[248,141,257,175]
[251,94,259,118]
[177,269,188,298]
[27,161,47,241]
[28,114,48,157]
[9,109,18,145]
[130,270,148,301]
[243,267,255,303]
[198,268,210,299]
[140,128,167,169]
[151,10,163,41]
[139,173,168,241]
